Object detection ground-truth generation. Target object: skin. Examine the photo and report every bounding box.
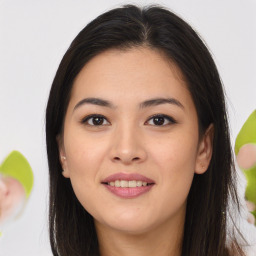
[59,47,213,256]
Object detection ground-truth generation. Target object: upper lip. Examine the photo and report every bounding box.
[102,173,155,184]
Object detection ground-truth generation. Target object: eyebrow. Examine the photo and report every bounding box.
[73,98,115,111]
[139,98,184,109]
[73,97,184,111]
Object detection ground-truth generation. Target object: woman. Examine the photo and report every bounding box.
[46,5,246,256]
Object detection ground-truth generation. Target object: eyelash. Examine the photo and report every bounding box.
[145,114,177,126]
[81,114,110,126]
[81,114,177,126]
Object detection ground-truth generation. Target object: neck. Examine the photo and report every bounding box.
[95,215,184,256]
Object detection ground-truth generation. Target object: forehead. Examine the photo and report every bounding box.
[69,47,192,108]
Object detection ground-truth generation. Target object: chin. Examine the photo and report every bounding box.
[95,210,160,235]
[107,221,154,235]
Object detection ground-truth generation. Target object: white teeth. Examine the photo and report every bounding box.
[137,181,142,187]
[114,180,120,187]
[128,180,137,188]
[108,180,149,188]
[120,180,128,188]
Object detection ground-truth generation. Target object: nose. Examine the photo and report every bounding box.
[109,124,147,165]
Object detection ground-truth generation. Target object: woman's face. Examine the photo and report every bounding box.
[59,47,212,235]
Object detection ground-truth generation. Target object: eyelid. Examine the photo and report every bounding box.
[80,113,176,126]
[81,114,110,126]
[145,114,177,126]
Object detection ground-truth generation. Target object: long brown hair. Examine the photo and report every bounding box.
[46,5,245,255]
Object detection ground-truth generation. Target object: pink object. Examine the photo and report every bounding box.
[0,176,26,225]
[103,183,154,198]
[237,144,256,170]
[101,173,155,198]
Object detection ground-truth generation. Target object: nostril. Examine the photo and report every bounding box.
[113,156,140,162]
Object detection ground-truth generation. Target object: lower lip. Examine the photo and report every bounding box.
[103,184,154,198]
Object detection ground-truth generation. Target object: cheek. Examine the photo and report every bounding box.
[150,132,198,173]
[64,132,110,206]
[149,133,198,200]
[65,129,109,174]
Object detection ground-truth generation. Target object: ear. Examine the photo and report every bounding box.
[195,124,214,174]
[56,135,70,178]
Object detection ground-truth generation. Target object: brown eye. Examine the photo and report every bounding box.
[146,114,177,126]
[152,116,165,125]
[82,115,110,126]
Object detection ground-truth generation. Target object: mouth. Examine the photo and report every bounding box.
[101,173,155,198]
[102,180,154,187]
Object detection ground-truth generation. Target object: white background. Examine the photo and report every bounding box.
[0,0,255,255]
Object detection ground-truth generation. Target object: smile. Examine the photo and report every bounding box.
[102,173,155,198]
[108,180,150,187]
